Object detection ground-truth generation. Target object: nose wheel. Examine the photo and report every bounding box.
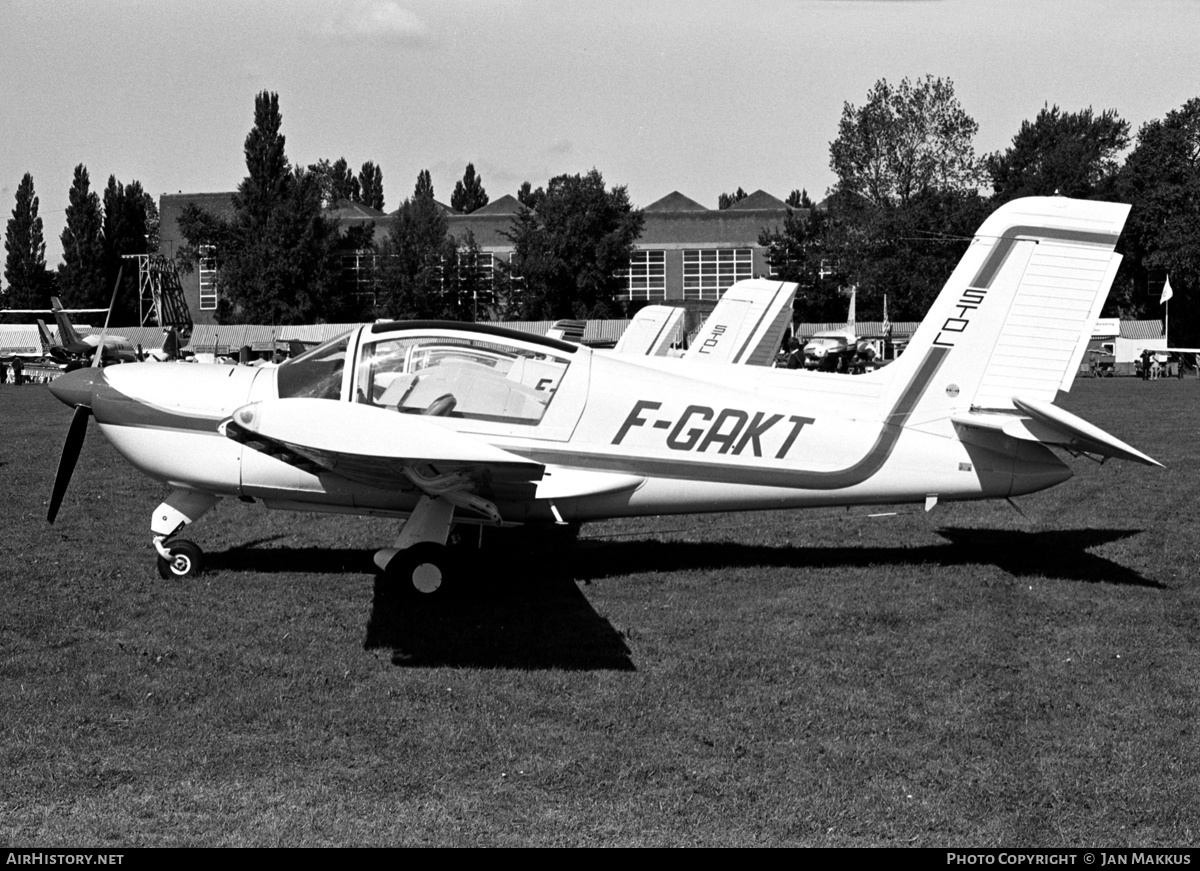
[156,539,205,580]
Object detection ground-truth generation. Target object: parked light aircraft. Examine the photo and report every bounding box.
[802,286,875,370]
[38,297,137,366]
[46,197,1159,596]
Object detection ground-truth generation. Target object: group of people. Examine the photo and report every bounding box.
[1138,349,1184,380]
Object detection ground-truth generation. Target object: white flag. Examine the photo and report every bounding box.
[1161,276,1174,305]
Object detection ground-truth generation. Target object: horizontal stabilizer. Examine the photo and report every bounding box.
[953,398,1160,467]
[1011,397,1161,467]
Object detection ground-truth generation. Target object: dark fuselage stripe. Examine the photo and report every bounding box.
[525,346,950,491]
[92,380,225,434]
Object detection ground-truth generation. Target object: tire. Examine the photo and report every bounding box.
[388,542,455,598]
[156,539,204,580]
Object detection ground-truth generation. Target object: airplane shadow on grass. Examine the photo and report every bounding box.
[571,526,1161,590]
[207,525,1159,670]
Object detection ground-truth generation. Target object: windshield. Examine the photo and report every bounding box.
[276,333,350,400]
[356,333,570,425]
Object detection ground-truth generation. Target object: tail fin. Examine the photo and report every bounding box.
[883,196,1129,418]
[36,319,54,350]
[50,297,84,348]
[683,278,798,366]
[612,305,686,356]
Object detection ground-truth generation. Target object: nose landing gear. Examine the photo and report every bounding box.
[151,489,218,580]
[155,538,205,579]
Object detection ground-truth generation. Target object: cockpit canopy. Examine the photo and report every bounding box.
[275,322,577,427]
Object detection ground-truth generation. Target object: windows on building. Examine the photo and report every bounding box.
[198,246,218,311]
[623,249,666,301]
[682,248,753,300]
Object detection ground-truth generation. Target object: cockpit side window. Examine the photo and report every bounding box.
[356,334,570,424]
[277,334,350,400]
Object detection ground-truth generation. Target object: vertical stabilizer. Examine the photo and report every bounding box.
[682,279,798,366]
[50,297,84,348]
[613,305,687,356]
[881,197,1130,418]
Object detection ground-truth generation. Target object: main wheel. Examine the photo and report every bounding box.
[156,539,204,580]
[388,542,455,598]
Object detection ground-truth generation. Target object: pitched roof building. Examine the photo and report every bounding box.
[157,187,798,327]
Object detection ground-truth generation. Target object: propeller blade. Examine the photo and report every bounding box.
[47,406,92,523]
[92,265,123,368]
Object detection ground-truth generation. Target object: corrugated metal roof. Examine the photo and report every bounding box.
[0,326,44,355]
[1120,320,1165,339]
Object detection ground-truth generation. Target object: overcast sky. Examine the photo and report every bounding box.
[4,0,1200,267]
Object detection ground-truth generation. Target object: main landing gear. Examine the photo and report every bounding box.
[375,495,464,600]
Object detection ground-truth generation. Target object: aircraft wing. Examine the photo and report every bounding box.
[682,279,797,366]
[221,398,545,503]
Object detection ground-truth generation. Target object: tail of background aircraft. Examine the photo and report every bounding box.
[682,278,797,366]
[50,297,85,349]
[36,319,55,352]
[878,196,1156,466]
[613,305,687,356]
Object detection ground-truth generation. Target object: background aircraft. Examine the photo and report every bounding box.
[614,279,795,363]
[802,286,878,371]
[38,297,137,366]
[45,197,1157,601]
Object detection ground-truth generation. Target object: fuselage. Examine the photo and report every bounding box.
[56,320,1072,528]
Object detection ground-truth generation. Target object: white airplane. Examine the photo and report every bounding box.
[46,197,1159,598]
[803,285,871,370]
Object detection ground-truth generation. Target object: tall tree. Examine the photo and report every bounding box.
[333,158,358,203]
[58,164,107,309]
[829,75,986,208]
[718,187,747,209]
[987,105,1130,202]
[358,161,385,211]
[4,173,52,311]
[413,169,434,201]
[517,181,544,211]
[758,205,838,321]
[785,189,814,209]
[376,193,460,320]
[1113,97,1200,342]
[504,169,644,319]
[101,176,152,324]
[177,91,338,323]
[451,163,489,214]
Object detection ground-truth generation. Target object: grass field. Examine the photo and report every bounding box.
[2,376,1198,847]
